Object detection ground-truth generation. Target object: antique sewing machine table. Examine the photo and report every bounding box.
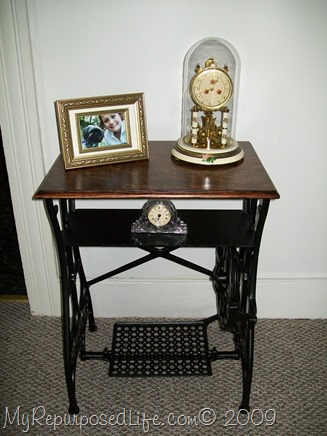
[33,141,279,414]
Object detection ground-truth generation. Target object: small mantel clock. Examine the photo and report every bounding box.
[172,38,244,165]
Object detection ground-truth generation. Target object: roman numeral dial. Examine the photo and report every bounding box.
[147,204,172,227]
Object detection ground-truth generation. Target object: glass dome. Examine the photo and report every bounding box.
[172,37,243,165]
[181,37,240,140]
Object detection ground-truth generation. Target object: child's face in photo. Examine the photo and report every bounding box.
[101,113,122,132]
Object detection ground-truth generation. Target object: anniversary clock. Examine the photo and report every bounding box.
[172,38,244,165]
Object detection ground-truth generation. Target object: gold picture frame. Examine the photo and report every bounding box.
[55,93,149,169]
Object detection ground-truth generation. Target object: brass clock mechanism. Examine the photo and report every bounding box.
[172,57,244,165]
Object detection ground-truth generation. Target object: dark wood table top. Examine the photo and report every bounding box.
[33,141,279,200]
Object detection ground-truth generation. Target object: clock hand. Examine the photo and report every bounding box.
[195,89,211,95]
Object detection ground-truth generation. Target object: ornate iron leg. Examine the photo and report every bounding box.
[212,199,270,411]
[213,247,241,332]
[240,199,270,411]
[45,199,97,414]
[238,318,255,411]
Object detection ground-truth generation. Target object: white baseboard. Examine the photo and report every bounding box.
[88,277,327,319]
[256,277,327,318]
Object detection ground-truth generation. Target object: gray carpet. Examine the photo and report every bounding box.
[0,303,326,435]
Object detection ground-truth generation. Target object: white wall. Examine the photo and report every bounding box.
[1,0,326,318]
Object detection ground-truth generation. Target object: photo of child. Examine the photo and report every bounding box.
[79,112,128,150]
[58,93,147,168]
[99,113,127,146]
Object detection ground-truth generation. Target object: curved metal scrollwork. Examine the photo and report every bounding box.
[45,199,98,415]
[212,247,241,332]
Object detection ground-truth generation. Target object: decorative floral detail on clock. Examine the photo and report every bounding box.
[202,154,217,163]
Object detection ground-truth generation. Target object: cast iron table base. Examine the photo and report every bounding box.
[34,141,279,414]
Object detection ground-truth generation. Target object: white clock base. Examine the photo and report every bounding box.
[171,136,244,166]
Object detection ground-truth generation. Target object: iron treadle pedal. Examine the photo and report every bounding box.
[109,320,212,377]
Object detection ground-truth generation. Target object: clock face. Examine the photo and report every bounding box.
[190,68,233,111]
[147,204,172,227]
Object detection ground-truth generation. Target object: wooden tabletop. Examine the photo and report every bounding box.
[33,141,279,200]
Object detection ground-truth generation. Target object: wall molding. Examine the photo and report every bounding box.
[0,0,60,315]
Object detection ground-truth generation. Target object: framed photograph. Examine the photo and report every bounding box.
[55,93,149,169]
